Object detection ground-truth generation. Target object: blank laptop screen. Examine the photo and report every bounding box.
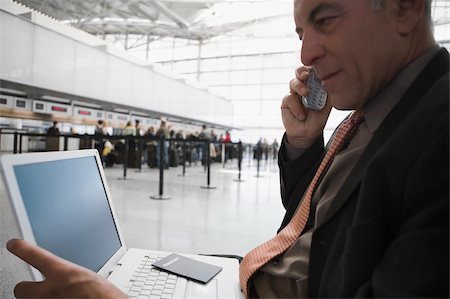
[13,156,122,272]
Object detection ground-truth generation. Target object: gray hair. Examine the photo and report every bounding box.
[372,0,432,25]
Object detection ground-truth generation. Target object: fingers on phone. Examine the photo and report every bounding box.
[283,92,306,121]
[289,78,308,97]
[295,67,311,81]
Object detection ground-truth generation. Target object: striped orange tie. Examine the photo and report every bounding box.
[239,111,364,297]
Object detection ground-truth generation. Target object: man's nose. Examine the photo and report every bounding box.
[300,31,326,66]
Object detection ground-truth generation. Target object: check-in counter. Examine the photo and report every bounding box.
[0,129,28,152]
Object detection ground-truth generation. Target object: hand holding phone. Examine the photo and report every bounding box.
[282,66,331,148]
[302,70,327,111]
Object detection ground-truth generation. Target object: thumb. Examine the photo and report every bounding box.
[14,281,48,298]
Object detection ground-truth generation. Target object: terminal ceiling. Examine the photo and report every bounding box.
[12,1,450,57]
[12,0,293,41]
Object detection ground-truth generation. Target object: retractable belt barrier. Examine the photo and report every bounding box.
[1,131,252,198]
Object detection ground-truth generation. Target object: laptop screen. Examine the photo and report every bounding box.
[13,156,122,272]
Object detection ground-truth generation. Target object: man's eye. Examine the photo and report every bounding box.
[314,16,338,30]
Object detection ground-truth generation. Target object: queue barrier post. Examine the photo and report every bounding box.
[188,141,193,166]
[247,144,252,167]
[201,139,217,189]
[221,143,226,168]
[13,131,18,154]
[255,144,263,178]
[118,137,130,180]
[19,133,23,153]
[234,141,245,182]
[151,136,170,200]
[178,139,188,177]
[64,136,69,151]
[135,138,144,173]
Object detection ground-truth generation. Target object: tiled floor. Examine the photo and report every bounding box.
[0,154,286,299]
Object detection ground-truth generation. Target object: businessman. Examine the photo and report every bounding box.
[7,0,449,297]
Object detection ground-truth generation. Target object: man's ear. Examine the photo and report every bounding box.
[394,0,425,34]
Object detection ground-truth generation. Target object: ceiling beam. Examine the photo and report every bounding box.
[434,17,450,25]
[128,2,157,20]
[71,11,292,40]
[76,0,143,25]
[151,1,190,28]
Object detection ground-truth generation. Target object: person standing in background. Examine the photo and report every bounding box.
[123,121,135,136]
[45,121,60,151]
[221,130,232,162]
[271,138,279,160]
[94,120,107,161]
[134,119,142,136]
[46,121,60,136]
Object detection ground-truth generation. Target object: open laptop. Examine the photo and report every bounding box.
[1,149,244,299]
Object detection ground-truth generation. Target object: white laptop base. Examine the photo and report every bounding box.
[109,248,241,299]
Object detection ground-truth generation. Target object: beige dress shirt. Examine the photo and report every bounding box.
[251,46,440,298]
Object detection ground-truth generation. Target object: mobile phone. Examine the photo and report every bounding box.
[302,70,327,110]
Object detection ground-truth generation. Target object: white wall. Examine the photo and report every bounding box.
[0,5,233,127]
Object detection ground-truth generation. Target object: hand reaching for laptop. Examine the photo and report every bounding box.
[7,239,127,298]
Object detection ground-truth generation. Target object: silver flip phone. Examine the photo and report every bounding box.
[302,70,327,111]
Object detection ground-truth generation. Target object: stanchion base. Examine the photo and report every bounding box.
[233,179,245,182]
[134,169,145,173]
[254,175,264,178]
[118,177,131,180]
[201,186,217,189]
[178,173,188,177]
[150,195,171,200]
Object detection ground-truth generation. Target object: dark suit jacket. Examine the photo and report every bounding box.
[277,48,449,298]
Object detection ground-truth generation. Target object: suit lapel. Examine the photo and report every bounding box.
[317,49,449,227]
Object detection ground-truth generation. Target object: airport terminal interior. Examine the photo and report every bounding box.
[1,0,449,298]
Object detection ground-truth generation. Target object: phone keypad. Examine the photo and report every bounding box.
[302,72,327,110]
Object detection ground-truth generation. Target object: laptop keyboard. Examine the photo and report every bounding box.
[127,253,178,299]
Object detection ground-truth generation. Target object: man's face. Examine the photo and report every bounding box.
[294,0,402,110]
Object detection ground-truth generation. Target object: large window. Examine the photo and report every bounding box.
[121,2,449,143]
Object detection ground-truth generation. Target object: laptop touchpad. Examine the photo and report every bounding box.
[186,279,218,298]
